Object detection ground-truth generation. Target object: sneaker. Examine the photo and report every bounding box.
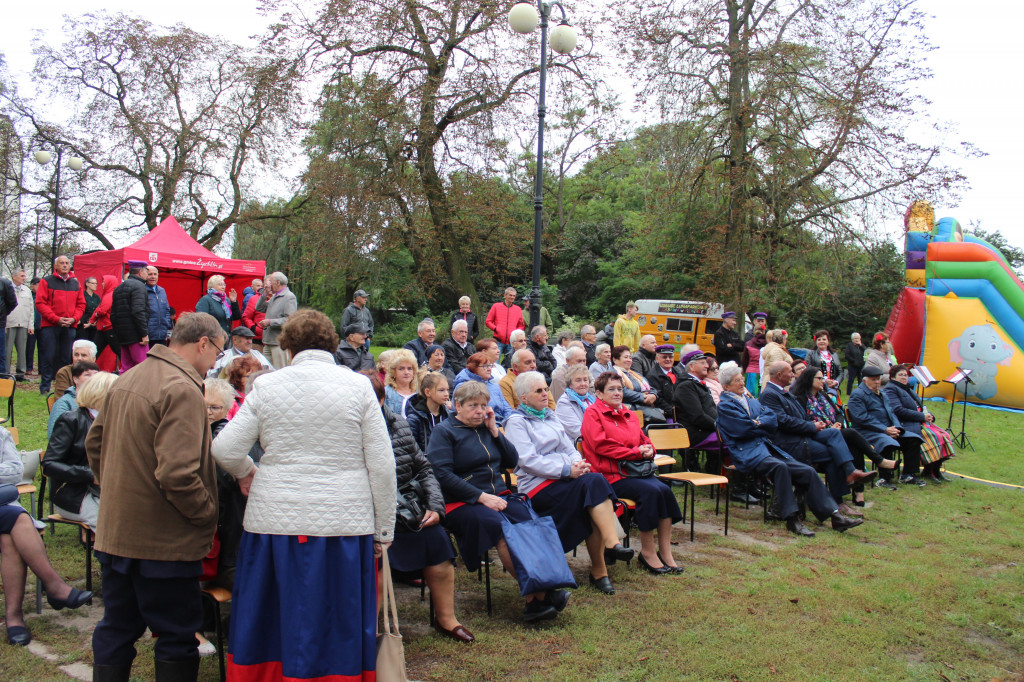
[874,478,898,491]
[197,639,217,657]
[899,474,927,487]
[523,599,557,623]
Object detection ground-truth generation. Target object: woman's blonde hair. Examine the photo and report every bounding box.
[767,329,786,344]
[76,372,118,410]
[386,349,420,392]
[207,274,225,289]
[376,349,396,374]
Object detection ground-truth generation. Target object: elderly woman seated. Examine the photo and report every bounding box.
[53,339,98,398]
[849,365,926,487]
[2,426,93,646]
[504,372,633,595]
[883,364,954,484]
[555,365,596,441]
[47,361,100,438]
[42,372,118,531]
[426,381,571,623]
[589,343,614,381]
[581,372,684,575]
[452,352,514,423]
[221,354,262,420]
[610,345,666,425]
[418,343,456,387]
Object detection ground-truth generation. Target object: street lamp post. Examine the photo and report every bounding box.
[34,147,83,271]
[508,1,578,330]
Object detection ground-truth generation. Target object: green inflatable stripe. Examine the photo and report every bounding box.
[927,260,1024,312]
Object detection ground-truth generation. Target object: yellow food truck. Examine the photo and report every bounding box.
[634,299,726,357]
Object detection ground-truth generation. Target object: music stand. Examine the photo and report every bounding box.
[943,366,975,451]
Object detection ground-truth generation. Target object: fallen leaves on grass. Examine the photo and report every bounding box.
[789,598,799,604]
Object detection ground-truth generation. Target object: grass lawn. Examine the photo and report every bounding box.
[4,381,1023,681]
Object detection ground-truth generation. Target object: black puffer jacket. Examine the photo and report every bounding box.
[405,393,450,452]
[384,405,445,517]
[111,274,150,345]
[528,339,556,382]
[441,337,473,375]
[42,407,96,513]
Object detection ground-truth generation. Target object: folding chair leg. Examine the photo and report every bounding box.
[689,483,696,542]
[212,599,226,682]
[724,483,730,536]
[35,575,42,615]
[484,555,492,616]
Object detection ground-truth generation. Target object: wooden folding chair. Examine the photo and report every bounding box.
[201,586,231,682]
[0,374,15,426]
[648,424,729,540]
[38,454,96,598]
[46,393,57,413]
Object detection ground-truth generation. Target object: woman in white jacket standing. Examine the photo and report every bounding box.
[212,309,396,682]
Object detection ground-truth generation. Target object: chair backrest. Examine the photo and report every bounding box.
[0,375,14,425]
[631,410,644,429]
[7,426,18,445]
[47,393,57,413]
[647,427,691,452]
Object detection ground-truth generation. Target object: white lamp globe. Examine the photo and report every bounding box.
[35,151,53,165]
[68,157,84,171]
[549,23,578,54]
[508,3,540,34]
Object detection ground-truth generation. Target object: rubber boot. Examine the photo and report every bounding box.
[154,657,200,682]
[92,665,132,682]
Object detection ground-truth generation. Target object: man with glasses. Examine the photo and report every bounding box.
[86,312,227,680]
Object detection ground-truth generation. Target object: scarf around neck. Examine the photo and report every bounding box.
[208,288,231,317]
[566,388,596,411]
[521,404,550,420]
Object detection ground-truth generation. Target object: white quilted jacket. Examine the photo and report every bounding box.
[212,349,396,540]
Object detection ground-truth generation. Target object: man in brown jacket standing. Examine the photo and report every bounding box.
[86,312,227,682]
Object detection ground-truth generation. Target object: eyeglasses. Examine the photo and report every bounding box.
[480,363,495,369]
[206,404,224,412]
[813,376,824,381]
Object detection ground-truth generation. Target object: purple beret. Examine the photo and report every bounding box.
[753,312,768,319]
[722,311,736,319]
[127,260,148,269]
[655,344,675,354]
[680,350,706,366]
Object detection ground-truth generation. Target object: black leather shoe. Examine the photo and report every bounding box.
[523,599,557,623]
[731,491,760,505]
[786,516,815,537]
[6,625,31,646]
[935,470,953,482]
[604,543,635,565]
[433,621,476,643]
[589,574,616,594]
[830,512,864,532]
[544,589,571,612]
[637,553,671,575]
[656,552,685,573]
[47,587,93,611]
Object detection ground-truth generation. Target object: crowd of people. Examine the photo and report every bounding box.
[0,268,959,681]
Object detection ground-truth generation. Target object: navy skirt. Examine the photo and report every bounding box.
[444,496,533,572]
[611,478,683,531]
[0,504,27,534]
[530,474,617,552]
[387,523,456,573]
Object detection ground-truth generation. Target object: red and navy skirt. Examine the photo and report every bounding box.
[227,531,377,681]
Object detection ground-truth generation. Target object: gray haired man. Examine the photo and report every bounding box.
[259,272,297,368]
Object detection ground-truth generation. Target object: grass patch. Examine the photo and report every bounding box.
[4,378,1024,681]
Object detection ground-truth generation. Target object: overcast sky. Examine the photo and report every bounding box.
[2,0,1022,246]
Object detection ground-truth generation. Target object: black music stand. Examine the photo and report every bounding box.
[943,366,975,451]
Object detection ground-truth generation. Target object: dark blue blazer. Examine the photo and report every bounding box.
[882,382,927,436]
[759,381,818,456]
[716,393,793,474]
[847,383,921,452]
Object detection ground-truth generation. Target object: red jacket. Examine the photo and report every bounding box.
[92,275,120,332]
[485,301,525,344]
[241,294,265,341]
[36,272,86,328]
[580,399,653,484]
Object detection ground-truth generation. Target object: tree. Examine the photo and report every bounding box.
[619,0,971,306]
[969,227,1024,278]
[3,13,302,251]
[267,0,598,310]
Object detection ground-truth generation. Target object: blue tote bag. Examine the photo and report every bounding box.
[500,495,577,596]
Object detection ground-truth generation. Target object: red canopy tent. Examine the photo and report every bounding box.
[73,216,266,322]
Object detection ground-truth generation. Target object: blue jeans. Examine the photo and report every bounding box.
[497,341,513,361]
[38,325,75,391]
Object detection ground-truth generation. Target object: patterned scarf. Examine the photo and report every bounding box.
[521,405,550,419]
[208,288,231,317]
[566,388,596,412]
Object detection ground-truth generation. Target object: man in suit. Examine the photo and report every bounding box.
[716,362,863,536]
[760,361,877,517]
[645,344,680,420]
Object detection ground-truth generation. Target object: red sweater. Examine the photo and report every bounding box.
[241,295,266,341]
[36,272,86,327]
[580,399,653,484]
[485,302,525,344]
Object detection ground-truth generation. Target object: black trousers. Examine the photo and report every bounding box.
[752,456,838,523]
[94,328,122,361]
[881,437,922,476]
[92,554,202,665]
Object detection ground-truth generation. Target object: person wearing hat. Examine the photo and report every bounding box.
[847,364,926,487]
[744,311,768,342]
[672,348,725,469]
[645,344,682,420]
[111,261,151,371]
[713,312,743,365]
[335,323,376,372]
[208,326,272,378]
[340,289,374,351]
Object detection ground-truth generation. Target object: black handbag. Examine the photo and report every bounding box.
[394,479,426,532]
[618,459,657,478]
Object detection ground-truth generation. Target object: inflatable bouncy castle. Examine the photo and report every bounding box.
[886,201,1024,409]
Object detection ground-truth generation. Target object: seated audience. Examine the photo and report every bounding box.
[645,344,681,419]
[505,371,634,595]
[883,364,954,484]
[501,329,528,372]
[580,325,598,365]
[2,426,93,647]
[555,365,596,441]
[582,372,684,575]
[209,326,273,378]
[848,365,927,487]
[426,381,570,623]
[442,320,474,376]
[550,344,587,401]
[335,323,375,372]
[385,349,420,419]
[500,349,555,410]
[551,330,575,368]
[589,343,614,381]
[406,373,452,452]
[53,340,97,398]
[419,344,456,387]
[760,361,877,513]
[527,326,556,383]
[611,345,666,425]
[223,355,262,420]
[452,352,514,423]
[43,372,118,530]
[475,338,506,381]
[632,335,658,378]
[376,349,396,386]
[715,363,864,536]
[790,358,808,381]
[705,356,724,404]
[47,361,100,438]
[673,350,722,453]
[403,318,437,365]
